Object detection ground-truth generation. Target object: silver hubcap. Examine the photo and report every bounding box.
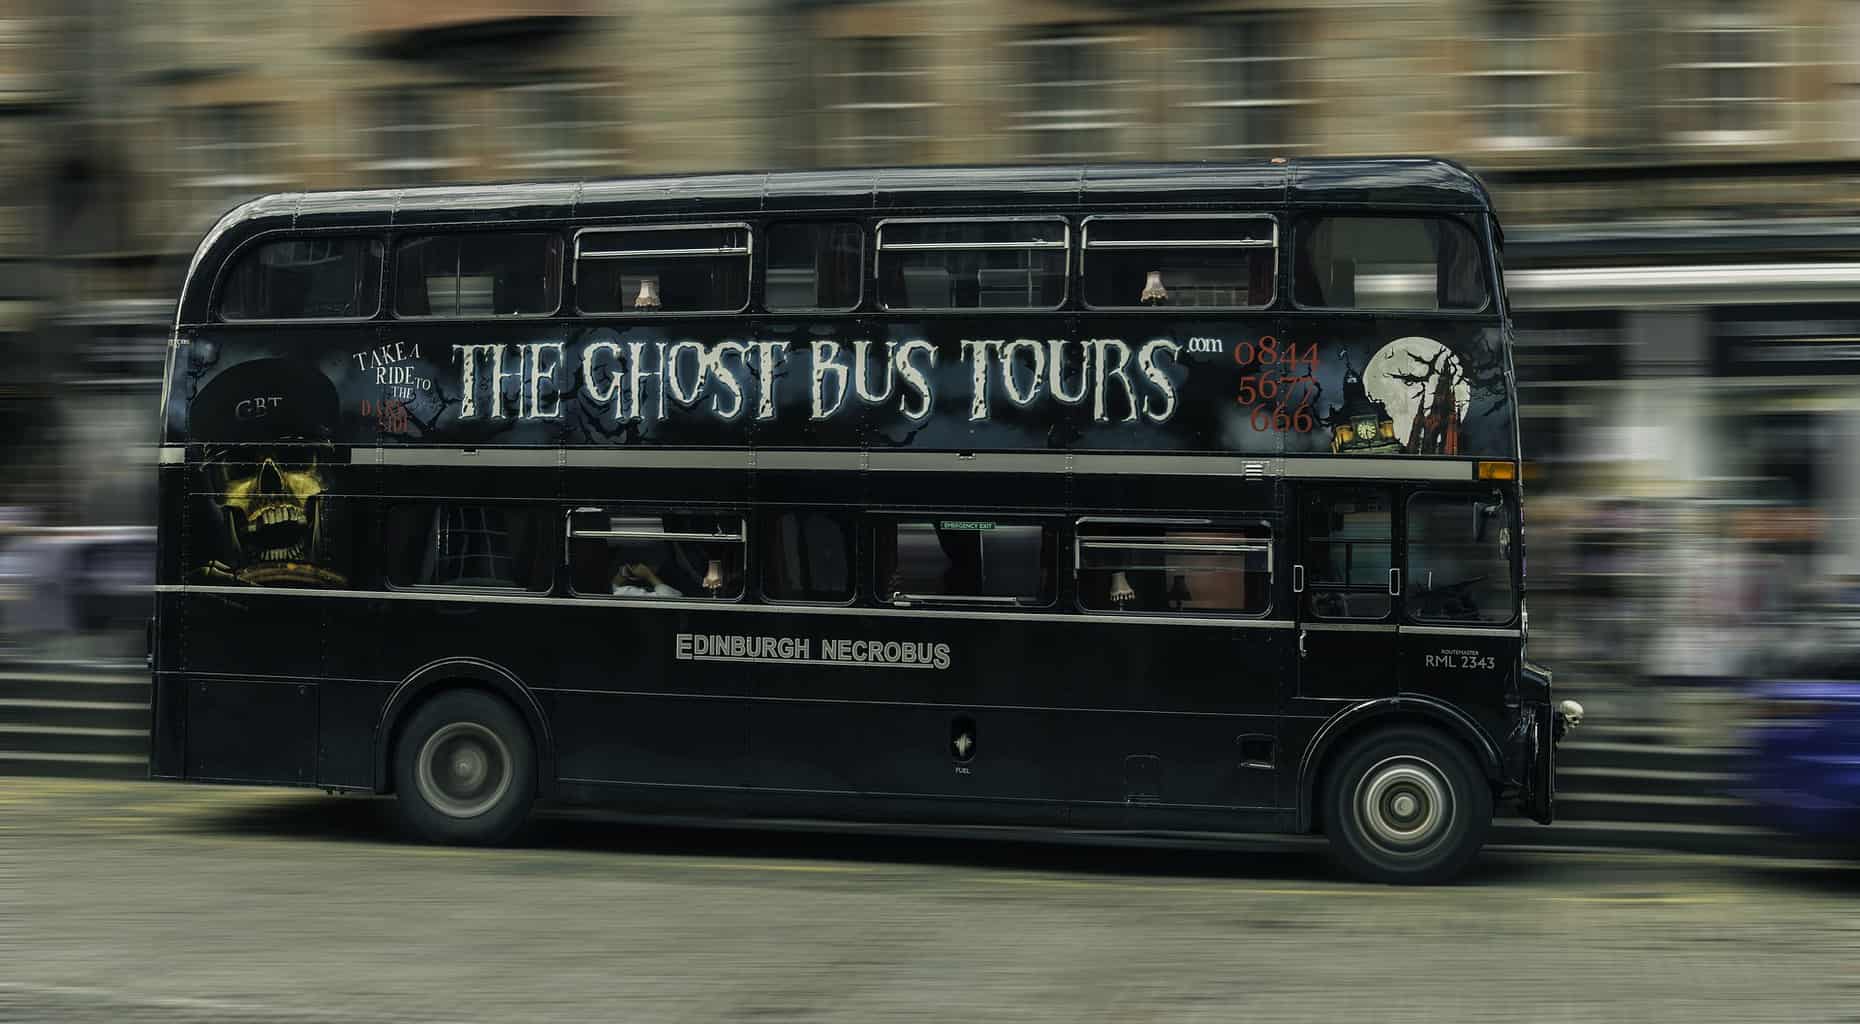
[415,722,512,819]
[1355,755,1453,857]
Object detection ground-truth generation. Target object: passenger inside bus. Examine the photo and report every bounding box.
[567,512,744,599]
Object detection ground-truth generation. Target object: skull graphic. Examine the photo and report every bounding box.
[187,356,346,586]
[196,456,345,586]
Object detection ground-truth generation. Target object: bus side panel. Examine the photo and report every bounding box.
[150,460,188,780]
[545,603,753,789]
[170,453,366,785]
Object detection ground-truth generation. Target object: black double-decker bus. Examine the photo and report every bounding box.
[151,159,1575,883]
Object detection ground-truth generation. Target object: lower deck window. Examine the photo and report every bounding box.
[385,503,552,590]
[877,519,1054,606]
[1078,522,1272,614]
[568,509,745,599]
[761,510,854,603]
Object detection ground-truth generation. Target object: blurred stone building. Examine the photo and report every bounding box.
[2,0,1857,296]
[4,0,1860,539]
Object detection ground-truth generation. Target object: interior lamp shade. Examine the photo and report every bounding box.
[1109,570,1137,606]
[1140,270,1168,305]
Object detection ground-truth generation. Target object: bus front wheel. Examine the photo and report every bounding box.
[1321,725,1491,885]
[393,689,536,845]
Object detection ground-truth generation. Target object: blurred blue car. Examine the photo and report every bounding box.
[1740,676,1860,840]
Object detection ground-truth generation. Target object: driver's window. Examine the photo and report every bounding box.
[1404,492,1515,624]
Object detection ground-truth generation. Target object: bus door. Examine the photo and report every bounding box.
[1294,485,1400,700]
[1397,489,1519,707]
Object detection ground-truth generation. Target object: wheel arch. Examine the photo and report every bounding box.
[1295,695,1503,833]
[375,657,555,795]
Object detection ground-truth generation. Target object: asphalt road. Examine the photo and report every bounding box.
[1,779,1857,1023]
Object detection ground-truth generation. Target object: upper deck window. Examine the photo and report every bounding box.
[766,222,863,311]
[1293,216,1490,312]
[575,224,751,315]
[395,233,562,317]
[218,237,383,321]
[877,219,1066,311]
[1082,216,1276,310]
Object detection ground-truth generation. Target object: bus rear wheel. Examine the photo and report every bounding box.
[393,690,536,845]
[1321,725,1491,885]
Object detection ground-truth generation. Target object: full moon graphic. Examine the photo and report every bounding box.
[1364,336,1470,443]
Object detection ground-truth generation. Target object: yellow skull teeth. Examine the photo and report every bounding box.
[251,504,307,528]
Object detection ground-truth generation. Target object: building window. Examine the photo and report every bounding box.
[1668,1,1784,140]
[1078,520,1273,615]
[566,510,746,600]
[877,519,1056,608]
[363,89,459,185]
[385,503,553,591]
[503,84,620,176]
[1184,15,1306,154]
[1010,29,1133,162]
[1842,3,1860,149]
[181,105,283,194]
[815,36,934,166]
[575,224,751,315]
[1474,2,1561,146]
[395,233,562,318]
[876,218,1066,310]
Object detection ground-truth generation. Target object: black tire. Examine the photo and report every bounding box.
[392,689,536,845]
[1321,725,1492,885]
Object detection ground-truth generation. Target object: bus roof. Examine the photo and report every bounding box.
[227,157,1492,227]
[177,158,1492,325]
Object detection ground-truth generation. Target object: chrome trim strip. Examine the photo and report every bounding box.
[1401,625,1522,638]
[1071,454,1276,477]
[879,241,1068,251]
[157,446,186,465]
[572,530,745,543]
[1087,240,1273,250]
[567,449,752,470]
[867,451,1070,474]
[381,448,559,468]
[1281,458,1472,481]
[577,247,750,259]
[574,222,752,256]
[156,583,1298,630]
[1300,622,1397,633]
[309,447,1478,480]
[755,450,864,472]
